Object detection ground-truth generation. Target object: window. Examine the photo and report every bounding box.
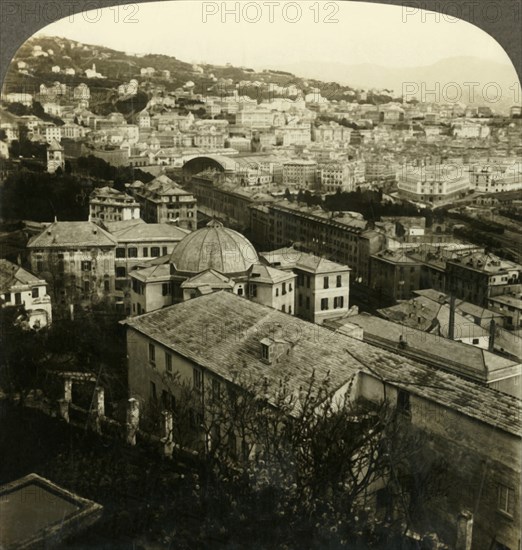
[116,248,126,258]
[81,260,92,272]
[289,305,292,314]
[151,246,160,257]
[282,304,286,313]
[334,296,344,309]
[128,247,138,258]
[306,297,310,310]
[261,343,270,361]
[150,381,157,401]
[282,282,286,295]
[275,288,279,297]
[165,352,172,374]
[298,294,303,307]
[289,282,292,291]
[148,343,156,365]
[193,368,202,391]
[211,379,221,401]
[306,275,310,288]
[397,390,411,415]
[31,287,39,299]
[321,298,328,311]
[83,281,90,293]
[250,284,257,298]
[4,292,11,303]
[15,293,21,305]
[143,247,149,257]
[116,267,126,278]
[104,280,110,292]
[162,247,168,255]
[323,277,329,289]
[336,275,342,287]
[497,484,514,516]
[472,338,479,345]
[162,283,170,296]
[161,390,171,409]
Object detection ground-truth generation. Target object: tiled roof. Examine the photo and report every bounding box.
[47,139,63,151]
[260,247,350,274]
[0,259,42,293]
[341,313,519,383]
[250,264,295,284]
[181,269,235,289]
[413,289,504,323]
[448,252,522,274]
[372,248,421,265]
[379,297,489,339]
[125,292,521,436]
[130,264,171,282]
[27,222,117,248]
[106,220,190,242]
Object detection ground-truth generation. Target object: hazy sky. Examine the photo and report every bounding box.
[36,1,513,70]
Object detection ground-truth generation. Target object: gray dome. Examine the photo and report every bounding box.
[170,220,258,275]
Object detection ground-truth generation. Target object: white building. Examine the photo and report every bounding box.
[0,259,52,329]
[46,139,64,173]
[282,160,317,188]
[318,160,365,193]
[2,92,33,106]
[398,163,470,204]
[470,161,522,194]
[89,187,141,223]
[45,126,62,143]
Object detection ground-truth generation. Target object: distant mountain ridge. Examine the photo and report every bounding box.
[275,56,520,108]
[4,36,520,112]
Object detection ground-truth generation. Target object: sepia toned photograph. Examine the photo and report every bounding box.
[0,1,520,548]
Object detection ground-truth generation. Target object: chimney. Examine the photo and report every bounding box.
[448,294,456,340]
[488,319,496,352]
[455,510,473,550]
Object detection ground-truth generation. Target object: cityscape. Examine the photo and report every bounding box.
[0,3,521,549]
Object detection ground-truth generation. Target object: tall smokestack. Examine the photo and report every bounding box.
[488,319,496,352]
[448,294,456,340]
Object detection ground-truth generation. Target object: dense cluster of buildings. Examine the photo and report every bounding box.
[1,36,521,550]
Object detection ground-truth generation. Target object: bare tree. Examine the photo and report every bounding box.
[145,367,449,547]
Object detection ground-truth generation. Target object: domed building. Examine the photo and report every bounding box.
[129,220,295,315]
[170,220,258,277]
[170,220,260,302]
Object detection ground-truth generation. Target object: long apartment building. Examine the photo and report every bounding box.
[250,201,386,284]
[398,163,470,204]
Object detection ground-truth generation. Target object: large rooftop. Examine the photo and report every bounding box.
[27,221,117,249]
[260,247,350,274]
[336,313,520,387]
[104,219,190,242]
[125,291,521,436]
